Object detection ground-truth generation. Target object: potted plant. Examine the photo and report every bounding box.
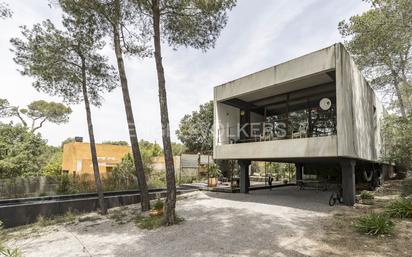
[208,164,222,187]
[149,198,164,217]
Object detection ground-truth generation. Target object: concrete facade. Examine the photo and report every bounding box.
[213,43,387,205]
[213,43,384,163]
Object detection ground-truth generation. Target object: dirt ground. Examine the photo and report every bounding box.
[3,181,411,257]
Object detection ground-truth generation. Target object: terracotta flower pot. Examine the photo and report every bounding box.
[208,177,218,187]
[149,209,164,217]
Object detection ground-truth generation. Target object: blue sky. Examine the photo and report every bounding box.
[0,0,370,146]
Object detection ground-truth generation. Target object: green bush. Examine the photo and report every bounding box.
[153,199,164,211]
[207,164,222,178]
[135,215,163,230]
[56,174,78,195]
[360,190,374,200]
[385,198,412,218]
[354,213,394,235]
[0,221,22,257]
[400,178,412,197]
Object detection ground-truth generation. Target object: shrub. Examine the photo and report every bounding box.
[56,174,77,195]
[153,199,164,211]
[400,178,412,197]
[135,215,163,230]
[0,221,22,257]
[354,213,394,235]
[385,198,412,218]
[360,190,374,200]
[135,214,184,230]
[207,164,222,178]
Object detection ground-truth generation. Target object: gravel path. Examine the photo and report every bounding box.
[6,187,336,257]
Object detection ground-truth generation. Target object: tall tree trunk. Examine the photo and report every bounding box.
[81,60,107,215]
[112,2,150,211]
[152,0,177,225]
[393,77,407,118]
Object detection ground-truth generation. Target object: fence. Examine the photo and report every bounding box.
[0,176,59,199]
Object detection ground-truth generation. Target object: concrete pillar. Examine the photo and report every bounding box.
[340,160,356,206]
[239,160,251,193]
[295,163,303,181]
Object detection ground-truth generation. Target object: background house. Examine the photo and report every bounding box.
[62,140,131,176]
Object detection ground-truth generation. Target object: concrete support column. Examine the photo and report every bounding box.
[340,159,356,206]
[239,160,251,193]
[295,163,303,181]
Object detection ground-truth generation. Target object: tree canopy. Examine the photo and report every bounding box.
[0,2,11,19]
[0,99,72,132]
[339,0,412,117]
[0,123,50,178]
[102,140,129,146]
[11,18,118,107]
[176,101,213,154]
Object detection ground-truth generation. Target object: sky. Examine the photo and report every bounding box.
[0,0,370,147]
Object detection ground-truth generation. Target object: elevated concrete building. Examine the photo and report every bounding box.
[213,43,389,205]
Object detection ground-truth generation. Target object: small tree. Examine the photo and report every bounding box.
[11,15,118,214]
[58,0,152,211]
[0,123,49,178]
[176,101,213,154]
[0,99,72,132]
[134,0,236,225]
[339,0,412,117]
[382,114,412,177]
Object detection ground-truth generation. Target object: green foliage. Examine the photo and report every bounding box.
[176,101,213,154]
[10,17,118,107]
[1,100,72,132]
[41,150,62,177]
[36,211,77,227]
[61,137,75,147]
[360,190,375,200]
[400,178,412,197]
[339,0,412,116]
[153,199,164,211]
[385,198,412,218]
[0,123,50,178]
[0,2,11,19]
[171,142,186,156]
[135,215,163,230]
[354,212,394,235]
[135,214,183,230]
[111,153,138,188]
[135,0,236,51]
[208,163,222,178]
[101,140,129,146]
[0,221,22,257]
[139,140,162,157]
[382,114,412,175]
[56,174,78,195]
[0,99,12,118]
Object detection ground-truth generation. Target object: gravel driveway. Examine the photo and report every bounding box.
[6,187,335,257]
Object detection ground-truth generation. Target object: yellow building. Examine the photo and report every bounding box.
[62,142,132,176]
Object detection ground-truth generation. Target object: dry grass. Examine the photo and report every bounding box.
[320,180,412,257]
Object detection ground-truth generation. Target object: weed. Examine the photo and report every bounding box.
[354,212,394,235]
[36,211,77,227]
[385,198,412,218]
[360,191,374,200]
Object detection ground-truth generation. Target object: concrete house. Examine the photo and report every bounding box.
[213,43,390,205]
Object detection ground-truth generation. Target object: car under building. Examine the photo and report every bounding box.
[213,43,392,205]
